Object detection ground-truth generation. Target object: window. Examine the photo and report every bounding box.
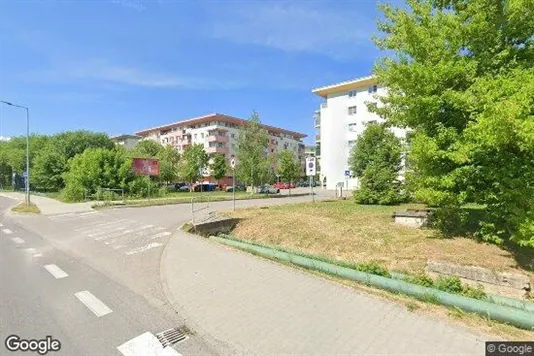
[231,133,235,139]
[348,140,356,150]
[348,90,357,98]
[271,148,275,153]
[201,133,204,138]
[348,106,357,115]
[194,134,197,139]
[367,120,378,126]
[348,123,357,132]
[368,85,377,94]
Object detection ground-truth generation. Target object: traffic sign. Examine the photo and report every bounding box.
[345,170,350,177]
[230,157,236,169]
[306,157,316,176]
[23,171,28,178]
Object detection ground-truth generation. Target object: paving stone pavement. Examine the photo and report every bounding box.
[162,230,492,355]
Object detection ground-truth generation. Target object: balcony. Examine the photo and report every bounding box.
[315,134,321,142]
[208,135,228,143]
[320,102,328,109]
[314,118,321,128]
[206,146,229,154]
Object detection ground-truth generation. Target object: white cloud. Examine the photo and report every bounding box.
[206,1,376,60]
[22,59,245,90]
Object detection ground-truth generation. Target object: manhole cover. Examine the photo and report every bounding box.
[156,327,188,347]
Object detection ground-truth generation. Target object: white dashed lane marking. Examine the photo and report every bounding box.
[74,291,113,317]
[11,237,25,244]
[25,248,43,258]
[3,228,13,235]
[117,332,181,356]
[44,264,69,279]
[125,242,162,256]
[0,223,4,227]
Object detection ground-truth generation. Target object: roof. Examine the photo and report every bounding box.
[110,134,142,140]
[312,75,378,98]
[135,113,307,139]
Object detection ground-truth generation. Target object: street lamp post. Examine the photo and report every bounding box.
[0,100,30,205]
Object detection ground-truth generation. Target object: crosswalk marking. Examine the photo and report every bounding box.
[11,237,25,244]
[125,242,162,256]
[147,231,171,240]
[3,228,13,235]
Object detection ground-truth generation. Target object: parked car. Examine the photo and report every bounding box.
[179,185,190,192]
[225,184,245,192]
[193,183,218,192]
[273,182,295,189]
[258,184,280,194]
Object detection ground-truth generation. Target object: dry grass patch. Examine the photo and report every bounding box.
[225,200,532,280]
[11,202,40,214]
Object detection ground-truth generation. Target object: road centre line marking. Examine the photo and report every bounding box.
[117,332,181,356]
[3,229,13,235]
[74,290,113,317]
[11,237,25,244]
[44,264,69,279]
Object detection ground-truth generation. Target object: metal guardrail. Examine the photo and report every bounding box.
[191,195,212,225]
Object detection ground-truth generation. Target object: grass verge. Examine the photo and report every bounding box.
[11,202,40,214]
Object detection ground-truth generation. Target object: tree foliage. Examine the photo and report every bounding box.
[277,150,300,194]
[131,140,164,157]
[63,147,134,202]
[156,145,181,184]
[210,153,228,185]
[235,111,272,188]
[349,124,405,205]
[178,144,209,189]
[372,0,534,246]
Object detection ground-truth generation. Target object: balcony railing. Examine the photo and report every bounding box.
[320,102,328,108]
[208,135,228,143]
[315,134,321,142]
[314,118,321,127]
[206,146,229,154]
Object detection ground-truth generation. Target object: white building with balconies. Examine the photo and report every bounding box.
[136,113,307,186]
[312,75,407,190]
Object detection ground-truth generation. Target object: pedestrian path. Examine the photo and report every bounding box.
[162,230,491,355]
[46,211,171,257]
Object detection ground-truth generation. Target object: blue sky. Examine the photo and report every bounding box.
[0,0,391,145]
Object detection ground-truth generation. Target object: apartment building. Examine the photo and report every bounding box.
[135,113,307,185]
[110,134,142,150]
[312,75,407,190]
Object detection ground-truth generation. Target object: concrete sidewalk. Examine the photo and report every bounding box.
[161,230,490,355]
[0,192,94,215]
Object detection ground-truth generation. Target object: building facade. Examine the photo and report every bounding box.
[110,134,142,150]
[312,75,407,190]
[135,113,307,186]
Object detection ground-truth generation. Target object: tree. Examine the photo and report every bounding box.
[372,0,534,247]
[131,140,164,157]
[157,146,181,184]
[349,123,404,205]
[210,153,228,188]
[235,111,271,191]
[277,150,300,196]
[63,147,134,202]
[178,144,209,191]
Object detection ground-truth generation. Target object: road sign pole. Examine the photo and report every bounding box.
[232,169,236,211]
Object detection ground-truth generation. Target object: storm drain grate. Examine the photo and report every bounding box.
[156,327,188,347]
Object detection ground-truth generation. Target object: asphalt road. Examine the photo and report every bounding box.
[0,196,218,356]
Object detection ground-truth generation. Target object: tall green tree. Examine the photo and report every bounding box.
[210,153,228,187]
[178,144,209,191]
[235,111,271,191]
[131,140,164,157]
[372,0,534,247]
[349,123,404,205]
[157,146,181,184]
[277,150,300,196]
[63,147,134,202]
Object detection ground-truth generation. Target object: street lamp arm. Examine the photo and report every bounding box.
[0,100,28,110]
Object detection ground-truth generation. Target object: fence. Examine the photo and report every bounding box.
[191,195,213,225]
[85,187,125,206]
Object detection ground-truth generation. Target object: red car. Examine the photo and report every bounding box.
[273,182,295,189]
